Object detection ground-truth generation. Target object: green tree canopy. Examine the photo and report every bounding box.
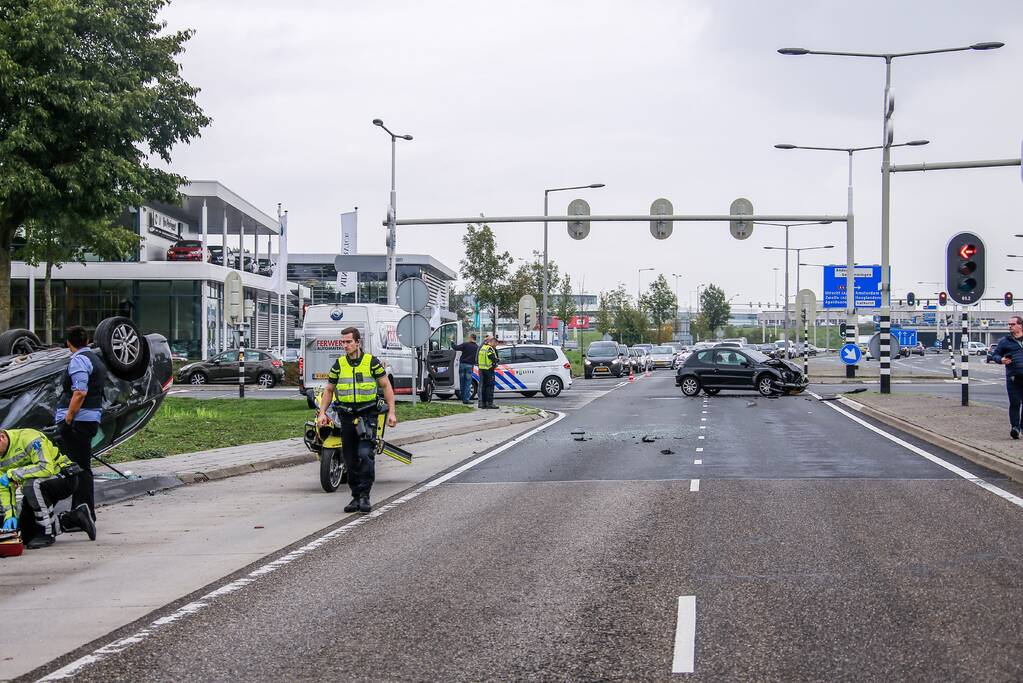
[459,223,512,336]
[640,274,677,343]
[0,0,212,329]
[699,284,731,336]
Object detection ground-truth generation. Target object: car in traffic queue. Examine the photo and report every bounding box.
[676,346,808,397]
[469,343,572,398]
[967,341,988,356]
[583,340,626,378]
[648,345,676,369]
[166,239,209,262]
[0,318,173,456]
[627,347,644,374]
[176,349,285,388]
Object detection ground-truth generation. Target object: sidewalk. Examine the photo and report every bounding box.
[95,407,545,504]
[838,390,1023,483]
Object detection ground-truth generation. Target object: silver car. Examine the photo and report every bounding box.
[648,345,677,369]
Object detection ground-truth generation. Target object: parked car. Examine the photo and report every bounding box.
[257,258,275,277]
[967,341,987,356]
[648,345,676,369]
[270,346,300,363]
[166,239,209,262]
[176,349,285,388]
[757,343,778,358]
[469,343,572,398]
[208,245,236,267]
[675,346,808,397]
[0,318,173,456]
[584,340,625,378]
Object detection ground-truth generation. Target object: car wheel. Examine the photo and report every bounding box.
[756,374,776,397]
[541,376,563,398]
[0,328,42,356]
[584,371,593,379]
[680,376,701,396]
[319,448,345,493]
[418,378,434,402]
[257,371,276,388]
[703,388,720,396]
[189,371,208,385]
[520,391,538,397]
[470,379,479,401]
[95,316,150,380]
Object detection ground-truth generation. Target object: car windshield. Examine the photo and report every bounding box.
[745,350,770,362]
[651,346,672,354]
[175,240,202,248]
[587,342,617,355]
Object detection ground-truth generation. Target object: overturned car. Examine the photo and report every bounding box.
[0,318,173,456]
[675,346,808,397]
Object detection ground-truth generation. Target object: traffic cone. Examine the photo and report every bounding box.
[628,371,634,383]
[645,368,651,378]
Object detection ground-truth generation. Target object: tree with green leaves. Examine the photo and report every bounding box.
[447,288,474,331]
[699,284,731,337]
[0,0,212,330]
[459,223,512,336]
[640,274,677,343]
[596,285,630,336]
[553,274,576,327]
[616,305,648,345]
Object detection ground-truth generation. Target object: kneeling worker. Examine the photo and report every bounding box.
[317,326,397,514]
[0,428,95,549]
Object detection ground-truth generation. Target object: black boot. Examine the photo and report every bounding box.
[358,495,371,514]
[74,504,97,541]
[26,534,55,550]
[344,497,360,513]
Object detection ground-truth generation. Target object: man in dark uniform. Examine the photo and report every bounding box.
[55,325,105,534]
[991,314,1023,439]
[451,333,479,404]
[317,326,397,514]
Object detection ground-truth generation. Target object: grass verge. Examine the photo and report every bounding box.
[104,397,473,463]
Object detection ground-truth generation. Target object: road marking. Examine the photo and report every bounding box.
[37,412,569,681]
[694,459,702,464]
[696,447,704,452]
[701,410,707,414]
[699,425,706,430]
[809,392,1023,510]
[698,435,705,440]
[690,479,700,492]
[672,595,697,673]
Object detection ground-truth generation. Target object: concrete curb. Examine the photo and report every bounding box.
[837,396,1023,485]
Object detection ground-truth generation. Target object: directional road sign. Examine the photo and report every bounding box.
[823,264,883,309]
[839,343,862,365]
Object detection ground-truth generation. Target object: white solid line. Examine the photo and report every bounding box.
[38,412,568,681]
[700,418,706,422]
[696,447,704,452]
[699,426,706,430]
[698,435,705,440]
[672,595,697,673]
[690,479,700,492]
[808,391,1023,510]
[701,410,707,414]
[694,459,702,465]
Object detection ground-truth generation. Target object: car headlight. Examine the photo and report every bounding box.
[584,359,591,365]
[612,359,620,365]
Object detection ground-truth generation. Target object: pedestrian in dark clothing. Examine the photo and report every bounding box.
[451,333,479,404]
[991,315,1023,439]
[477,337,499,409]
[55,326,105,532]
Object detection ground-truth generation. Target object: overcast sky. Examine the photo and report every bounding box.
[159,0,1022,311]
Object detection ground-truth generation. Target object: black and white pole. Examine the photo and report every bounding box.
[845,316,857,378]
[961,311,969,406]
[802,310,809,379]
[948,314,957,379]
[238,323,246,399]
[879,314,891,392]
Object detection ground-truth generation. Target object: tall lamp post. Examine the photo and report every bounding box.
[671,273,683,339]
[775,139,928,377]
[543,183,604,343]
[372,118,414,305]
[637,267,654,304]
[779,40,1003,392]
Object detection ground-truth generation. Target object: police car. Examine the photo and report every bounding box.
[472,343,573,398]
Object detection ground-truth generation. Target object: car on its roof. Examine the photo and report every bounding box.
[0,318,173,457]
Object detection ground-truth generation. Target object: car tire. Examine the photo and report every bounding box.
[0,328,42,356]
[540,376,563,398]
[419,378,434,402]
[257,371,276,389]
[584,371,593,379]
[94,316,150,380]
[703,388,720,396]
[319,447,345,493]
[680,376,701,396]
[189,371,208,385]
[470,379,479,401]
[520,391,538,397]
[756,374,776,397]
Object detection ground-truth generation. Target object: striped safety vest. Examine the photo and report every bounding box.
[331,353,380,405]
[477,345,496,370]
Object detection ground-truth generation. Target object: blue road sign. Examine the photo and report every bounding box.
[839,343,862,365]
[823,264,883,309]
[891,328,918,347]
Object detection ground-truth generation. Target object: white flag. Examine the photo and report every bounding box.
[272,212,288,295]
[336,210,358,295]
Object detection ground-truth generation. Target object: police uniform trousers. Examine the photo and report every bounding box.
[479,368,496,407]
[19,473,78,542]
[59,420,98,518]
[339,410,377,498]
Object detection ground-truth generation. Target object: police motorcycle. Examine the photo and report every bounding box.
[302,390,413,493]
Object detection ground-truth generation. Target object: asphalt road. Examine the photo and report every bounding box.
[30,372,1023,681]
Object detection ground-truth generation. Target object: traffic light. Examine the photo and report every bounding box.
[945,232,986,305]
[938,291,948,306]
[906,292,916,307]
[1006,291,1014,307]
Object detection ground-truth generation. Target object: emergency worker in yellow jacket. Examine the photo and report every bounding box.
[0,428,95,549]
[477,337,499,409]
[317,326,397,514]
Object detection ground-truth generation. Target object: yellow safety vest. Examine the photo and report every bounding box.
[477,345,496,370]
[332,353,379,404]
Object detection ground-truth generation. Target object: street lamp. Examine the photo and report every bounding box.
[775,139,929,378]
[764,239,833,356]
[671,273,683,338]
[372,118,413,305]
[779,40,1003,393]
[543,183,604,343]
[637,267,654,304]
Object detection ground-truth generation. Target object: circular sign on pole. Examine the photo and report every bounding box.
[839,343,862,365]
[566,198,591,240]
[396,276,430,313]
[868,332,900,360]
[649,198,673,240]
[397,313,431,348]
[729,198,754,240]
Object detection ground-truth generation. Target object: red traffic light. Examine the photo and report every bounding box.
[958,243,977,259]
[938,291,948,306]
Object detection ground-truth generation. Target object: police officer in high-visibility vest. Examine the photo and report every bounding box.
[317,326,397,514]
[477,336,499,409]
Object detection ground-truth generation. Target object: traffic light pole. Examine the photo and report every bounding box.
[961,310,970,406]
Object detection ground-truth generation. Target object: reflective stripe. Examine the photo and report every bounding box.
[333,354,380,404]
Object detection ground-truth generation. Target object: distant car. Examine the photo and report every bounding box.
[176,349,285,388]
[757,343,778,358]
[926,342,943,354]
[627,347,644,374]
[166,239,208,262]
[0,318,173,456]
[987,343,998,363]
[676,347,808,397]
[270,346,300,363]
[911,342,926,356]
[257,258,275,277]
[209,245,236,266]
[648,345,676,369]
[584,341,625,379]
[967,341,987,356]
[469,343,572,398]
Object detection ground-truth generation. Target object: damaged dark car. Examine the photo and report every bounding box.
[0,317,173,456]
[675,347,808,397]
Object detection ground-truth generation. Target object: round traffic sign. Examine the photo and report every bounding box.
[867,332,901,360]
[839,343,861,365]
[396,277,430,313]
[397,313,431,348]
[729,198,754,240]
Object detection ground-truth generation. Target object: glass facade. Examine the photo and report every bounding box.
[288,263,424,306]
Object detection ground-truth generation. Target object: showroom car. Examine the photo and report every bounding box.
[675,347,808,397]
[584,341,626,378]
[469,343,572,398]
[166,239,209,262]
[176,349,285,388]
[0,318,173,457]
